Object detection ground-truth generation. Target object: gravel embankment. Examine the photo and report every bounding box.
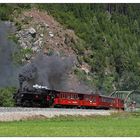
[0,107,115,121]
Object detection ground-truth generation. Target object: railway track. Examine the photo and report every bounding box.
[0,107,116,122]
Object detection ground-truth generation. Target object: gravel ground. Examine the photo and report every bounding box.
[0,107,116,121]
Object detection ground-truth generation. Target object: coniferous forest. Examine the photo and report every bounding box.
[0,4,140,95]
[37,4,140,93]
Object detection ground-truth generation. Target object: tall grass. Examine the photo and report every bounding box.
[0,112,140,136]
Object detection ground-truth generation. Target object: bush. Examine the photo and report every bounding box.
[8,34,19,44]
[0,87,16,107]
[13,48,33,64]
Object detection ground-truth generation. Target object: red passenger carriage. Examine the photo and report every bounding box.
[53,90,124,110]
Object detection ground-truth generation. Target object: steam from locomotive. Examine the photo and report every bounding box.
[18,53,94,93]
[19,54,74,91]
[0,21,20,87]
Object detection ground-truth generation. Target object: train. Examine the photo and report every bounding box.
[13,85,124,110]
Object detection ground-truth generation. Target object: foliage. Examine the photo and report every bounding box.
[8,34,19,44]
[0,4,15,21]
[0,4,31,21]
[13,48,33,64]
[0,87,16,107]
[36,4,140,94]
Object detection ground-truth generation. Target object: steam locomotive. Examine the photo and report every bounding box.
[14,84,124,110]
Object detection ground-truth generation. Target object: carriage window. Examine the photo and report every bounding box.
[89,96,95,102]
[71,94,74,99]
[56,94,59,98]
[61,94,63,98]
[67,94,70,99]
[88,96,92,101]
[74,94,77,99]
[62,94,65,98]
[90,96,92,100]
[71,94,73,99]
[92,96,96,102]
[85,95,89,100]
[79,94,83,100]
[75,94,78,99]
[62,94,64,98]
[102,97,113,103]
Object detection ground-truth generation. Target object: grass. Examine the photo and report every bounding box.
[0,112,140,136]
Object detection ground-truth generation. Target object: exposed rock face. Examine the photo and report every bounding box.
[28,27,36,37]
[14,9,93,93]
[16,27,44,52]
[15,9,79,58]
[48,31,54,37]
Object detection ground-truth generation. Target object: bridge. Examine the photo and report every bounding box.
[109,90,140,110]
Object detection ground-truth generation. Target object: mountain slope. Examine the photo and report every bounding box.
[0,4,140,94]
[36,4,140,93]
[13,8,94,93]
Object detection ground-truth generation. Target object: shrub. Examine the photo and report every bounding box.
[0,87,16,107]
[13,48,33,64]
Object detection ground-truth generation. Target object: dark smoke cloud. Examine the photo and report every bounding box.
[0,21,20,87]
[19,53,74,90]
[19,53,93,93]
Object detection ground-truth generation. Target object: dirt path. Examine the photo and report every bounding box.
[0,107,115,121]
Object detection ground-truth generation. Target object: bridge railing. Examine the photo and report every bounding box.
[109,90,140,110]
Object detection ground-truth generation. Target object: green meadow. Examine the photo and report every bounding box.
[0,112,140,137]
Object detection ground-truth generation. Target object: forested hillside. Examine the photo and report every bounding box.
[0,3,140,94]
[37,4,140,93]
